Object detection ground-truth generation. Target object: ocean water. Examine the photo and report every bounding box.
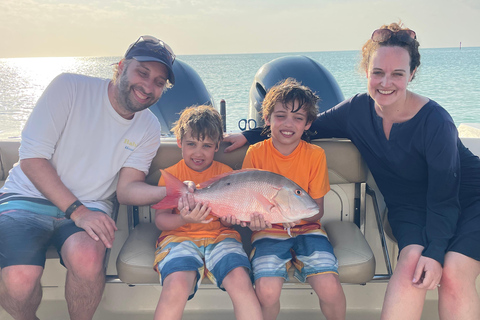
[0,47,479,139]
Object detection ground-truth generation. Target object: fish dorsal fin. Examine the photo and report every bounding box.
[197,168,269,188]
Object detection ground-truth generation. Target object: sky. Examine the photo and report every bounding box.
[1,0,479,58]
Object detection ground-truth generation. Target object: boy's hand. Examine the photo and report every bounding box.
[282,221,298,229]
[282,220,300,237]
[221,215,242,225]
[178,196,213,224]
[246,213,272,231]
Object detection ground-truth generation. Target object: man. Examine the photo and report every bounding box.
[0,35,176,320]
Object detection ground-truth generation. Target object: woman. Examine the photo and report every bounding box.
[224,22,480,320]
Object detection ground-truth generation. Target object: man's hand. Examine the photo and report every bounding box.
[223,133,248,153]
[183,180,196,193]
[71,207,117,248]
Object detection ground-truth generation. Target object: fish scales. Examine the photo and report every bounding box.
[196,170,286,220]
[152,169,319,223]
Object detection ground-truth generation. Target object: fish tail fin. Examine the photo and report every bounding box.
[151,169,187,209]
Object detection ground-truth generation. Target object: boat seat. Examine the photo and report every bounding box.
[0,140,20,186]
[117,139,376,285]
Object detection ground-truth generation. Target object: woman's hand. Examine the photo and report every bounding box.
[223,133,248,153]
[412,256,443,290]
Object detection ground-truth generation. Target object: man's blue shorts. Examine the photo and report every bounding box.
[0,194,103,268]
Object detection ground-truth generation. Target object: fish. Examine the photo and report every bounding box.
[152,168,319,223]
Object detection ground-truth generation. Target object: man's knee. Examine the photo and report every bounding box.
[63,241,106,280]
[1,265,43,300]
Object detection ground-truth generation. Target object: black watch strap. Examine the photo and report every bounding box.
[65,200,83,219]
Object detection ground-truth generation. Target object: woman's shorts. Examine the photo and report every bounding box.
[389,194,480,262]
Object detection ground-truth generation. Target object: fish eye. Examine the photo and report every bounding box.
[295,189,302,195]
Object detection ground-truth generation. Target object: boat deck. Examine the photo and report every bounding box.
[1,282,442,319]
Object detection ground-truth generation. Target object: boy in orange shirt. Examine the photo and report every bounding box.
[242,79,346,320]
[153,105,262,320]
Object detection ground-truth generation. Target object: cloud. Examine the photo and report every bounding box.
[1,0,479,58]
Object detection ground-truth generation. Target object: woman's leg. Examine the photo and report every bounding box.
[381,245,428,320]
[438,251,480,320]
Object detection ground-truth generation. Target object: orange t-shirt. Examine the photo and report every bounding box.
[157,159,239,239]
[242,139,330,234]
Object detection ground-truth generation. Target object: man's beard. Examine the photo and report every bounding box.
[117,71,160,114]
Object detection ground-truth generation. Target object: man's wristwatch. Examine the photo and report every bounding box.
[65,200,83,219]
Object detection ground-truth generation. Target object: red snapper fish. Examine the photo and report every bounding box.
[152,168,319,223]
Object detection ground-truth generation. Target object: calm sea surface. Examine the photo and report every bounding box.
[1,47,479,139]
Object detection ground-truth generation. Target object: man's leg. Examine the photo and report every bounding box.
[0,265,43,320]
[0,210,54,320]
[60,231,106,320]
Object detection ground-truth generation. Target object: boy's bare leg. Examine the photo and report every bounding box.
[0,265,43,320]
[308,273,346,320]
[223,267,262,320]
[61,232,106,320]
[254,276,284,320]
[154,271,196,320]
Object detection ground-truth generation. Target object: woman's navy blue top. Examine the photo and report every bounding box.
[244,93,480,265]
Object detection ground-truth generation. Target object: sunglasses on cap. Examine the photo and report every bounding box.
[371,29,417,44]
[125,35,176,64]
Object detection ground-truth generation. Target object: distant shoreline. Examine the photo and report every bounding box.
[2,46,480,60]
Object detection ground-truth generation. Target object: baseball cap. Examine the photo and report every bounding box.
[124,35,176,85]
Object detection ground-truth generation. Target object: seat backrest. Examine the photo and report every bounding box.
[146,138,367,225]
[0,140,20,187]
[147,138,366,185]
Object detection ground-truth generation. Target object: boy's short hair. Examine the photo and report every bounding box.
[262,78,319,124]
[172,105,224,143]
